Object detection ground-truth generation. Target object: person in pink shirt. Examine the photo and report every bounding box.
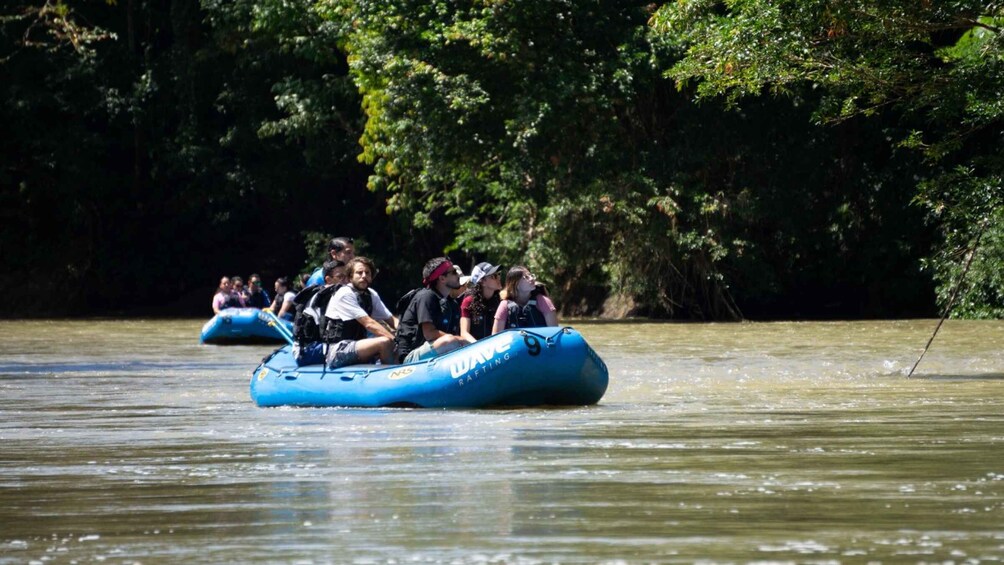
[212,276,245,314]
[491,266,558,334]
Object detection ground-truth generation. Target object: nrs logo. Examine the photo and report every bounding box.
[450,338,513,379]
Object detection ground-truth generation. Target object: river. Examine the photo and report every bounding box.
[1,319,1002,563]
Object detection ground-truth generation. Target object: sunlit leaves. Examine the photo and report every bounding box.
[657,0,1004,316]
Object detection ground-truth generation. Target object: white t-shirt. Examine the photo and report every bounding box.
[325,285,393,322]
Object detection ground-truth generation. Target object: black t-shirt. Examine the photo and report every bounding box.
[394,288,460,359]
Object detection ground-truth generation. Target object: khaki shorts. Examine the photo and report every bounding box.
[403,341,437,364]
[326,340,359,369]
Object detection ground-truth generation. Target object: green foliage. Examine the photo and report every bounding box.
[655,0,1004,317]
[323,0,761,317]
[1,0,371,314]
[301,231,335,274]
[919,168,1004,318]
[0,0,115,59]
[298,0,946,319]
[4,0,985,319]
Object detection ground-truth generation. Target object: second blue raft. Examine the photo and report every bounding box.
[201,308,293,345]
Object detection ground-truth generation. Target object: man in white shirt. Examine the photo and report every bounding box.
[323,257,398,368]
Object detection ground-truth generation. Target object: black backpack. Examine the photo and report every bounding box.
[394,287,422,318]
[291,284,341,343]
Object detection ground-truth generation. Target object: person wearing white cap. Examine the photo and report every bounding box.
[459,262,503,341]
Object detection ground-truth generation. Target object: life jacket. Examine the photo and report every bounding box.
[322,287,374,343]
[393,288,459,360]
[467,293,500,340]
[504,290,547,329]
[245,289,270,309]
[221,292,243,309]
[273,292,287,316]
[291,284,341,344]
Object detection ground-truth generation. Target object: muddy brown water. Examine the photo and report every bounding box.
[1,319,1002,563]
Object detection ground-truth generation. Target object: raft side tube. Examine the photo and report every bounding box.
[249,327,608,408]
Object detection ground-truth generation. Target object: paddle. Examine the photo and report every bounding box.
[908,222,987,378]
[262,310,295,345]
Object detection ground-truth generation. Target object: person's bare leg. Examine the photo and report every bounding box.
[430,334,465,356]
[354,337,393,364]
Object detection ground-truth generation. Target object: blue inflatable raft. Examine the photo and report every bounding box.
[250,327,608,408]
[201,308,293,345]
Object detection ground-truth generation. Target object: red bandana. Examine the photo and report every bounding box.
[423,260,454,287]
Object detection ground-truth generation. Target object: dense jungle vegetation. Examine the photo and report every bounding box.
[2,0,1002,319]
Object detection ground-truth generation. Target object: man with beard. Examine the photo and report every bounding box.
[394,257,469,364]
[322,257,397,368]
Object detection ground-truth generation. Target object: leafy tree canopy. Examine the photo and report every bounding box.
[652,0,1004,317]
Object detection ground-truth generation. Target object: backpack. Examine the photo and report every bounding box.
[394,287,422,318]
[291,284,341,343]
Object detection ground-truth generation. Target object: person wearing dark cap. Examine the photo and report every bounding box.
[305,236,355,287]
[459,262,502,342]
[394,257,469,363]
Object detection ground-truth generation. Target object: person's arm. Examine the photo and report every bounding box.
[538,295,558,327]
[420,321,450,342]
[460,316,475,342]
[491,300,508,335]
[458,296,477,342]
[359,315,395,340]
[277,296,294,318]
[370,292,398,333]
[415,292,453,342]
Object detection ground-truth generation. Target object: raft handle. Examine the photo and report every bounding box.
[520,328,561,347]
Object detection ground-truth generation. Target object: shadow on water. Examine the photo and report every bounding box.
[0,361,235,374]
[910,372,1004,381]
